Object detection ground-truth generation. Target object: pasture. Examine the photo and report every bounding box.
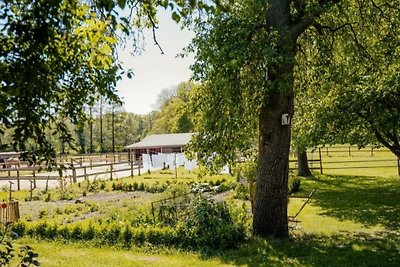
[1,148,399,266]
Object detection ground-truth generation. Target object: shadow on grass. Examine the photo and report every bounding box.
[203,233,400,267]
[299,175,400,230]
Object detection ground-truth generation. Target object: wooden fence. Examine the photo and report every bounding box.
[0,201,19,224]
[290,146,400,176]
[0,155,140,191]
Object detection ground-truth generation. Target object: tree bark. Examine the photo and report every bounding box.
[253,89,294,238]
[252,0,296,239]
[297,149,312,177]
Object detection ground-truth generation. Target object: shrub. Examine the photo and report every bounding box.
[82,224,96,240]
[132,182,139,191]
[138,182,145,191]
[232,183,249,200]
[45,193,51,202]
[122,226,133,248]
[289,178,301,194]
[38,209,48,219]
[71,226,83,240]
[176,195,245,250]
[10,222,26,237]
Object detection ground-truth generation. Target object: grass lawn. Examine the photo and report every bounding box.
[4,164,400,266]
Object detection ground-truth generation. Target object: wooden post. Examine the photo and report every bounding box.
[371,147,374,157]
[174,153,177,179]
[318,147,323,174]
[138,158,141,176]
[17,169,20,191]
[110,163,113,180]
[72,166,77,183]
[29,180,34,200]
[130,158,134,177]
[348,146,351,156]
[33,170,36,188]
[84,166,87,180]
[90,159,93,169]
[326,147,329,156]
[397,157,400,176]
[8,181,13,201]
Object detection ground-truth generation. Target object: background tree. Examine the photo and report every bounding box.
[150,81,196,134]
[0,0,123,164]
[293,0,400,158]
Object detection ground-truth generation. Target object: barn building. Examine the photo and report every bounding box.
[125,133,194,161]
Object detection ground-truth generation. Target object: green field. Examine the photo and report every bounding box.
[2,150,400,267]
[289,145,399,177]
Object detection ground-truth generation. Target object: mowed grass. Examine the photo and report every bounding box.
[4,150,400,267]
[12,172,400,266]
[289,145,399,177]
[14,239,233,267]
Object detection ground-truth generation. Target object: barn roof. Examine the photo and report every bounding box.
[125,133,194,149]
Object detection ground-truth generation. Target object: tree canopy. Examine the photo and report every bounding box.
[292,0,400,158]
[150,81,196,134]
[187,0,400,237]
[0,0,123,163]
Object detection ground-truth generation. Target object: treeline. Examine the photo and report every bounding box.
[0,82,196,155]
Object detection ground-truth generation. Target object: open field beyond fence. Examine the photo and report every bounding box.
[290,145,399,177]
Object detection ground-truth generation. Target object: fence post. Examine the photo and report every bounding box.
[371,147,374,157]
[33,170,36,188]
[84,166,87,180]
[8,181,13,201]
[29,180,34,200]
[397,157,400,176]
[318,147,323,174]
[348,146,351,156]
[138,158,141,176]
[72,161,77,183]
[110,163,113,180]
[130,158,134,178]
[326,147,329,156]
[16,170,20,191]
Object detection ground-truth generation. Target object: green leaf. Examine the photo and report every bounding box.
[171,11,181,23]
[117,0,126,9]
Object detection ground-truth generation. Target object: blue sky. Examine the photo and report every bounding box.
[116,10,194,115]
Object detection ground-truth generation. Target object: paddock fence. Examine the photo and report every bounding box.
[290,146,400,176]
[0,153,140,191]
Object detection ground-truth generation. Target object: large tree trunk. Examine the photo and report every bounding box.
[253,90,294,238]
[297,149,312,177]
[252,0,297,239]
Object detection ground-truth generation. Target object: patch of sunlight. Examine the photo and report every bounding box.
[289,199,384,236]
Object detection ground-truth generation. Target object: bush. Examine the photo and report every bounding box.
[176,195,245,250]
[289,178,301,194]
[232,183,249,200]
[132,182,139,191]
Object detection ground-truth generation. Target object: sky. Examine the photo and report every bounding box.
[116,10,195,115]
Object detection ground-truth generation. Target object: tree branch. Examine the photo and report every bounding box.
[147,11,165,55]
[290,0,342,39]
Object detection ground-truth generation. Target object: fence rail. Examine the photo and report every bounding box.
[290,147,399,176]
[0,156,140,190]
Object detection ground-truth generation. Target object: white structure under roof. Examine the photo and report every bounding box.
[125,133,194,160]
